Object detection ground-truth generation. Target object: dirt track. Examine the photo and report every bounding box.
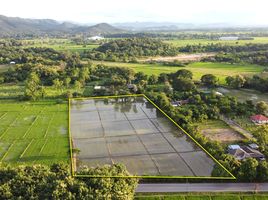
[139,53,215,62]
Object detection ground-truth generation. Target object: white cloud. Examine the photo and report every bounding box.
[0,0,267,25]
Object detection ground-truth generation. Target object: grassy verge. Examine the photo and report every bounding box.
[196,120,230,130]
[235,117,259,135]
[135,193,268,200]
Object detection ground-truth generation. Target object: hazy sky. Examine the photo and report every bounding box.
[0,0,268,25]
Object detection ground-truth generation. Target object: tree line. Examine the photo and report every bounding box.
[180,43,268,53]
[0,46,71,65]
[0,163,138,199]
[81,38,178,62]
[225,74,268,93]
[105,32,268,40]
[204,51,268,66]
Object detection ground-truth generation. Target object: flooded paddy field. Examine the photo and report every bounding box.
[70,96,228,177]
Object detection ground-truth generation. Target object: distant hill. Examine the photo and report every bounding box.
[112,22,268,31]
[0,15,124,37]
[74,23,123,36]
[113,22,195,31]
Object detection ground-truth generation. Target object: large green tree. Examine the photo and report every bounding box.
[238,158,258,182]
[24,72,42,100]
[134,72,148,84]
[225,75,246,88]
[53,78,64,91]
[201,74,218,87]
[172,69,193,80]
[257,161,268,181]
[172,77,196,92]
[256,101,268,115]
[148,75,158,85]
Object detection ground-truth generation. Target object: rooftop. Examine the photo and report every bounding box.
[250,114,268,121]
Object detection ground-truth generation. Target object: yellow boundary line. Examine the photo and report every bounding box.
[68,98,75,176]
[68,94,236,180]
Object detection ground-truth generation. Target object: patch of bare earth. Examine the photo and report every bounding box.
[201,128,245,143]
[140,53,215,62]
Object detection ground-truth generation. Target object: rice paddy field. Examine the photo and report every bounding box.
[70,96,231,177]
[19,37,268,52]
[165,37,268,47]
[92,61,266,84]
[0,83,94,100]
[0,100,69,165]
[26,43,98,52]
[21,38,99,52]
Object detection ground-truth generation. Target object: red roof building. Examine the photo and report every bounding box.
[250,114,268,124]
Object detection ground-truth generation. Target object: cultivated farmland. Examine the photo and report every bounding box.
[165,37,268,47]
[0,100,69,165]
[92,61,266,84]
[70,96,231,178]
[21,38,99,52]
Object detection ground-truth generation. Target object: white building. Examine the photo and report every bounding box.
[88,36,104,41]
[94,86,106,90]
[219,37,239,41]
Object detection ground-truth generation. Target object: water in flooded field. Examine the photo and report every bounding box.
[70,96,226,177]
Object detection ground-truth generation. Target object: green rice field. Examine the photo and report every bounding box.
[21,38,99,52]
[165,37,268,47]
[92,61,266,84]
[0,83,93,99]
[0,100,69,165]
[26,43,98,52]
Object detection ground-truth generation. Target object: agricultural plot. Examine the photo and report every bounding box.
[91,61,265,84]
[70,95,233,178]
[0,100,69,165]
[0,64,10,73]
[165,37,268,47]
[0,84,93,100]
[21,38,99,52]
[197,120,245,143]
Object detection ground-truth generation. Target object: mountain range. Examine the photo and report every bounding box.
[0,15,123,37]
[1,15,268,37]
